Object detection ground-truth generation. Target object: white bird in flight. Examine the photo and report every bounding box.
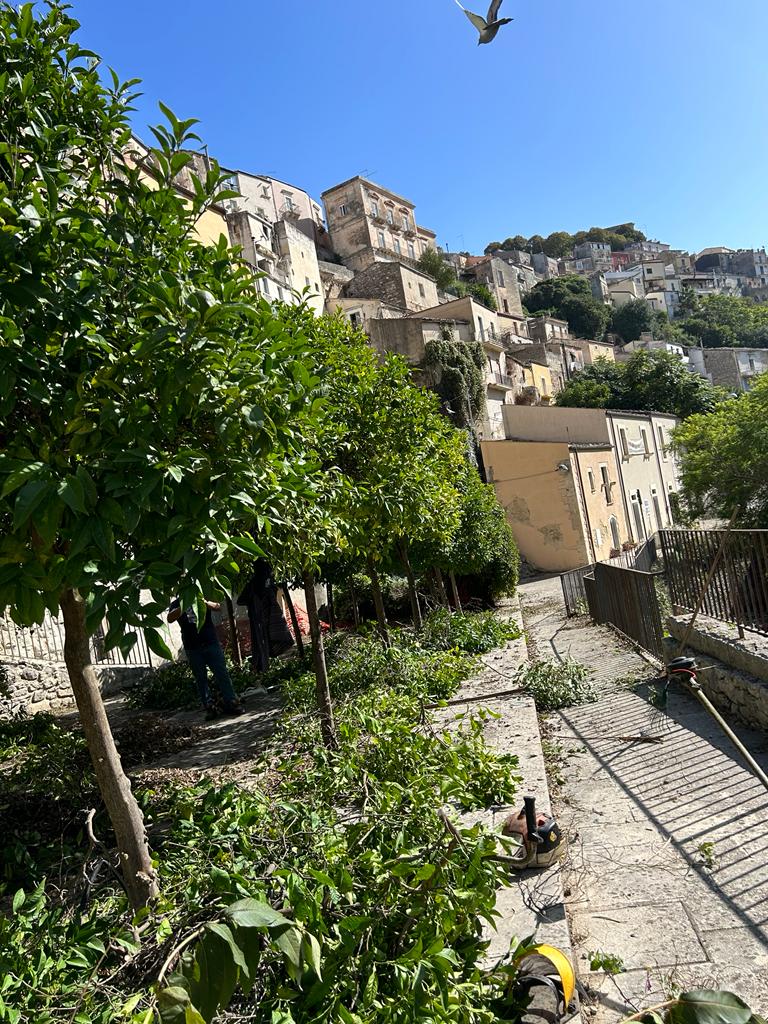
[455,0,513,44]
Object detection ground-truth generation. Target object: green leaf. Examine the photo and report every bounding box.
[12,479,52,529]
[184,1008,206,1024]
[157,986,191,1024]
[120,993,143,1016]
[230,535,264,557]
[144,628,174,661]
[59,475,87,514]
[225,898,290,931]
[12,889,25,913]
[272,923,303,970]
[301,932,322,979]
[669,991,754,1024]
[0,462,46,499]
[205,922,247,972]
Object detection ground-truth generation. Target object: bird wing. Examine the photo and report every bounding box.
[455,0,488,31]
[487,0,505,22]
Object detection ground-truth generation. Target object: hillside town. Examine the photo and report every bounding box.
[4,6,768,1024]
[166,147,766,573]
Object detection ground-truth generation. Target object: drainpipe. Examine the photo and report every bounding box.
[607,414,633,542]
[573,450,597,563]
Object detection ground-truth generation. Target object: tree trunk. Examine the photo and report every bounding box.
[326,582,337,632]
[349,580,361,628]
[449,571,463,613]
[282,584,305,657]
[367,557,390,646]
[399,541,423,631]
[59,588,158,910]
[302,572,337,749]
[225,595,242,666]
[434,567,449,607]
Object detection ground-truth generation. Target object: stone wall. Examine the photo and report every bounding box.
[1,658,149,716]
[664,614,768,732]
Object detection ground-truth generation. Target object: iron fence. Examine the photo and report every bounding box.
[659,529,768,637]
[0,611,154,667]
[561,535,658,616]
[584,562,665,659]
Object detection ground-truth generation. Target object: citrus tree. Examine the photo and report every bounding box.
[0,5,317,906]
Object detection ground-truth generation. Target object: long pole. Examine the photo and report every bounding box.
[686,678,768,793]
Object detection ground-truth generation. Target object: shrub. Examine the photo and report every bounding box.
[421,609,519,654]
[514,658,595,712]
[126,658,263,710]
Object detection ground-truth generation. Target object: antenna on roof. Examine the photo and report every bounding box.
[358,169,377,179]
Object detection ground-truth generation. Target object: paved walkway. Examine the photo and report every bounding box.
[519,576,768,1020]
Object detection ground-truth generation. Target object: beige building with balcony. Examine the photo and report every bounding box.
[482,405,681,570]
[321,176,435,273]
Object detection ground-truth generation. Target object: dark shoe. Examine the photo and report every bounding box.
[222,701,245,717]
[204,704,220,721]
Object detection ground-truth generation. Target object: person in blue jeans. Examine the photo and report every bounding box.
[167,599,244,719]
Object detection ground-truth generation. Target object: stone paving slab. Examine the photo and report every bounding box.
[518,576,768,1021]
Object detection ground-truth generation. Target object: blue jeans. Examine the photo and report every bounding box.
[185,643,237,707]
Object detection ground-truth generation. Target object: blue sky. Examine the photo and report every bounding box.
[68,0,768,255]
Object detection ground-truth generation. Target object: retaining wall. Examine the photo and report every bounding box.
[0,658,147,716]
[665,614,768,732]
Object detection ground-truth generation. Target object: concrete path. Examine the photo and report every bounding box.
[437,599,575,1022]
[519,576,768,1020]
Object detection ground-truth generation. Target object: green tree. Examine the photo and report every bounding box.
[556,351,724,419]
[466,281,497,310]
[560,295,610,339]
[448,469,519,602]
[416,247,458,292]
[525,275,609,338]
[674,376,768,526]
[677,293,768,348]
[611,299,653,342]
[0,5,315,905]
[542,231,573,259]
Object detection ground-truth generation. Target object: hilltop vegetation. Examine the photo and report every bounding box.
[485,222,647,258]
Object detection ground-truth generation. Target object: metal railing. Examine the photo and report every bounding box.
[659,529,768,637]
[491,371,516,388]
[1,611,154,667]
[584,562,665,659]
[561,536,658,617]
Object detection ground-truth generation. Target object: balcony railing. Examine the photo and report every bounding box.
[490,371,516,388]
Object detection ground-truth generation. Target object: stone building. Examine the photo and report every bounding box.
[321,176,435,273]
[461,255,524,316]
[342,260,440,313]
[689,347,768,392]
[224,168,326,245]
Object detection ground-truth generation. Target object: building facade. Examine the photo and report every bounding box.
[321,176,434,273]
[689,346,768,392]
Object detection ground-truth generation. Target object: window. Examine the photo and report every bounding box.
[641,428,650,454]
[619,428,629,458]
[657,425,667,460]
[418,283,426,298]
[371,199,379,218]
[284,194,295,211]
[600,464,613,504]
[540,377,547,392]
[594,527,603,548]
[497,272,504,287]
[393,239,401,254]
[631,491,646,541]
[587,469,596,493]
[503,299,509,313]
[402,215,409,230]
[305,276,310,287]
[378,230,386,248]
[386,209,394,225]
[478,317,485,341]
[407,243,415,259]
[349,311,360,327]
[338,204,348,216]
[262,278,270,296]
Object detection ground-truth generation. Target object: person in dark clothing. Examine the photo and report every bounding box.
[167,599,244,719]
[237,561,294,672]
[237,561,272,673]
